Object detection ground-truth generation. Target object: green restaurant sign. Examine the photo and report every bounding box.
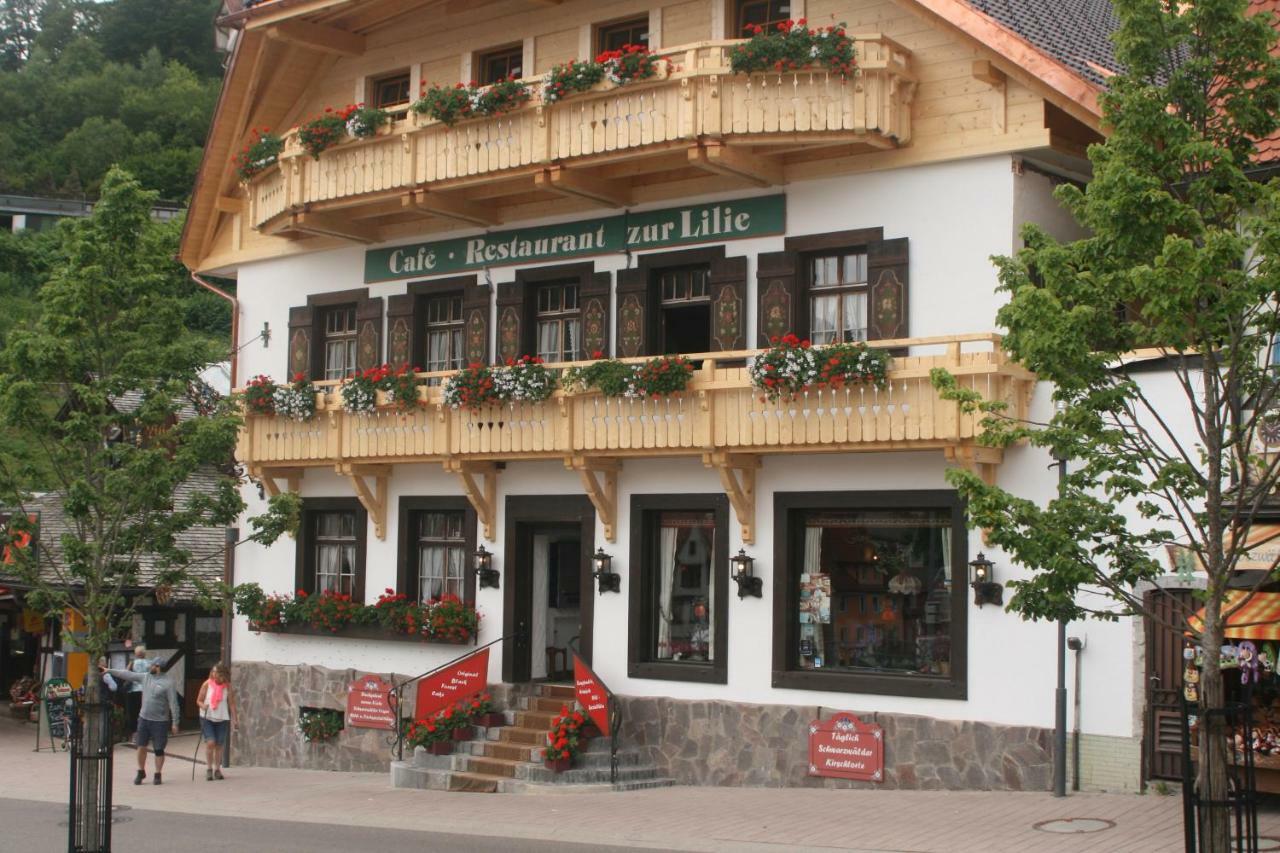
[363,195,785,284]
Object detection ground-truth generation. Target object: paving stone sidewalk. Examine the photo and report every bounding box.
[3,716,1277,852]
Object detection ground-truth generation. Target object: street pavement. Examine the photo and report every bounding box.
[3,715,1280,852]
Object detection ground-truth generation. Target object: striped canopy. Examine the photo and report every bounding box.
[1189,591,1280,641]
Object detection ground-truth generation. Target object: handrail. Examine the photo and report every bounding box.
[571,652,621,786]
[388,635,509,761]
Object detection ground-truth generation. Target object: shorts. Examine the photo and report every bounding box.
[201,718,230,746]
[135,718,170,754]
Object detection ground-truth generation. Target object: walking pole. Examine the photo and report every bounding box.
[191,727,204,781]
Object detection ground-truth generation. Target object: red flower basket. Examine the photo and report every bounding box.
[425,740,453,755]
[545,755,572,773]
[451,724,474,741]
[476,711,506,728]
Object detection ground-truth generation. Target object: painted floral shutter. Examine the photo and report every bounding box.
[287,305,314,379]
[580,271,611,359]
[462,282,491,365]
[755,250,802,346]
[866,238,909,342]
[709,256,748,351]
[354,297,384,371]
[615,266,649,358]
[495,282,525,364]
[385,294,415,369]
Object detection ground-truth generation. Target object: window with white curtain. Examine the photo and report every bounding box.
[808,251,868,345]
[314,511,357,595]
[416,511,466,602]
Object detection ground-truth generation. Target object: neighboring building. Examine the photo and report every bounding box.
[180,0,1179,790]
[0,193,184,234]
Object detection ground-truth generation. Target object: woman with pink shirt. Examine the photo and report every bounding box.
[196,664,238,781]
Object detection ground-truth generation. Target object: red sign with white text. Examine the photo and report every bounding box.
[808,712,884,782]
[346,674,396,730]
[415,647,489,720]
[573,654,610,736]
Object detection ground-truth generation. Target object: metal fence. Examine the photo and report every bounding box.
[1180,698,1259,853]
[68,701,113,853]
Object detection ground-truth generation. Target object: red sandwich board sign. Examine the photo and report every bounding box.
[808,712,884,782]
[415,647,489,719]
[572,654,609,736]
[346,674,396,730]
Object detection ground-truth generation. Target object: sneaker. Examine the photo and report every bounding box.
[133,770,145,786]
[205,769,213,781]
[213,769,224,780]
[153,773,162,785]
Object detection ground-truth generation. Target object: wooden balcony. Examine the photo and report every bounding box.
[248,37,915,239]
[240,334,1030,544]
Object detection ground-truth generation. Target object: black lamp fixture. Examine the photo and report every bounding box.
[591,547,620,594]
[730,548,762,599]
[475,545,500,589]
[968,552,1003,607]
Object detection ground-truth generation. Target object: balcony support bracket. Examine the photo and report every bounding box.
[688,141,782,188]
[566,456,620,542]
[446,460,498,541]
[944,445,1002,544]
[405,190,501,228]
[535,166,631,208]
[338,464,390,540]
[703,452,760,545]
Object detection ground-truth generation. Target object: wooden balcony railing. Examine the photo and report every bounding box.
[248,37,915,231]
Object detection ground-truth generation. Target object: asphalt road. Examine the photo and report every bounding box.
[2,798,679,853]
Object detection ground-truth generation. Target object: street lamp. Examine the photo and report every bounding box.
[591,547,620,594]
[730,549,762,598]
[968,553,1003,606]
[1051,397,1069,798]
[475,545,499,589]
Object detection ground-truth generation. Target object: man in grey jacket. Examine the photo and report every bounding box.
[104,658,180,785]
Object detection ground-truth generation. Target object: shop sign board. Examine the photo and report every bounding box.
[364,195,786,283]
[808,712,884,782]
[414,647,489,720]
[346,674,396,730]
[572,654,609,736]
[43,677,73,739]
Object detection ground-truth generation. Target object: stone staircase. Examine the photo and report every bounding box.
[391,683,673,794]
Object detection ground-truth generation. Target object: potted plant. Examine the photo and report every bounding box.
[544,704,588,772]
[272,372,317,422]
[440,704,473,741]
[747,334,819,401]
[339,365,388,414]
[232,128,284,181]
[381,364,422,412]
[424,594,481,643]
[405,716,452,755]
[728,19,858,76]
[474,75,531,116]
[493,355,557,404]
[412,82,476,126]
[442,363,499,410]
[242,374,277,415]
[297,107,353,159]
[298,708,343,743]
[469,692,504,728]
[344,104,390,138]
[542,59,606,103]
[597,43,658,86]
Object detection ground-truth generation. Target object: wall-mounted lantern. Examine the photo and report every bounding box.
[591,547,620,594]
[968,552,1003,607]
[730,549,762,599]
[475,545,499,589]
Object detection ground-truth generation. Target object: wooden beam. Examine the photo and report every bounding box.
[404,190,501,227]
[535,166,632,208]
[337,464,390,540]
[290,211,380,244]
[944,445,1001,544]
[702,452,760,545]
[215,195,242,214]
[267,20,365,57]
[445,460,498,541]
[971,59,1006,87]
[566,457,620,542]
[687,141,783,187]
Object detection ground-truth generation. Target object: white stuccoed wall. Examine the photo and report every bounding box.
[228,154,1163,740]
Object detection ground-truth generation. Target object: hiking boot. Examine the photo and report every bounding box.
[153,773,162,785]
[205,769,213,781]
[133,770,145,785]
[213,769,224,780]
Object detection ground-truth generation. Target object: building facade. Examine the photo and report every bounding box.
[183,0,1150,790]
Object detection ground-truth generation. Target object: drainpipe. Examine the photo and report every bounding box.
[190,272,240,388]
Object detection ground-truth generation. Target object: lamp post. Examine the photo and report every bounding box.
[1051,401,1068,798]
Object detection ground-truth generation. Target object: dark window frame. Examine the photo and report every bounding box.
[320,303,359,381]
[627,493,730,685]
[477,43,524,85]
[511,262,595,360]
[804,248,870,345]
[625,245,726,356]
[397,496,477,606]
[596,16,650,54]
[406,276,475,373]
[371,70,412,114]
[298,288,370,382]
[771,489,968,700]
[294,498,368,602]
[734,0,792,36]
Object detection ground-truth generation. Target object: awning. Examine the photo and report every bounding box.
[1189,590,1280,641]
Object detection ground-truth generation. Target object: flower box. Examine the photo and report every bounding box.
[451,725,474,742]
[476,712,505,728]
[262,622,472,645]
[545,755,572,773]
[425,740,453,755]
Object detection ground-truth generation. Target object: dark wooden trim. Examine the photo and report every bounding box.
[770,489,968,701]
[406,274,479,295]
[513,262,595,286]
[255,623,473,645]
[396,496,477,607]
[633,244,726,271]
[501,495,597,683]
[784,227,884,254]
[627,493,730,686]
[306,288,369,308]
[294,497,368,602]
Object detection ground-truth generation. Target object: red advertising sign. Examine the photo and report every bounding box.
[572,654,609,736]
[1,513,37,565]
[808,712,884,782]
[346,674,396,730]
[414,647,489,720]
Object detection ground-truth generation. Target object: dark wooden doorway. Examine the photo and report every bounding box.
[1145,586,1197,782]
[502,496,596,684]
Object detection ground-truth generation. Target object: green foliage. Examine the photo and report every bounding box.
[297,707,343,743]
[728,19,857,76]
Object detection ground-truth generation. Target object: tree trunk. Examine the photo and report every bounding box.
[73,645,108,853]
[1198,607,1232,853]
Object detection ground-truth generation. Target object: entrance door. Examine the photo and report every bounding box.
[502,496,596,684]
[1145,587,1197,782]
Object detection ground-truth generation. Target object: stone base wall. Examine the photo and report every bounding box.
[618,696,1054,791]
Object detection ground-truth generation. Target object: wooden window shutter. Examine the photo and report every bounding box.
[615,266,649,357]
[580,271,611,359]
[495,282,525,364]
[755,250,802,346]
[386,294,416,369]
[866,237,909,342]
[287,305,314,379]
[709,256,748,351]
[462,282,491,365]
[355,296,384,371]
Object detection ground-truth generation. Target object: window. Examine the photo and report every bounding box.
[423,294,464,374]
[773,491,967,699]
[371,71,411,116]
[297,499,367,601]
[536,281,580,363]
[416,511,466,602]
[322,305,358,381]
[658,265,710,354]
[597,17,649,53]
[628,494,729,684]
[808,251,868,345]
[478,44,523,85]
[735,0,792,35]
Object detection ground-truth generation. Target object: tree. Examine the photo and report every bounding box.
[0,169,294,850]
[0,0,44,71]
[932,1,1280,848]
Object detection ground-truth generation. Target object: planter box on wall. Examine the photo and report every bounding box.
[251,623,473,645]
